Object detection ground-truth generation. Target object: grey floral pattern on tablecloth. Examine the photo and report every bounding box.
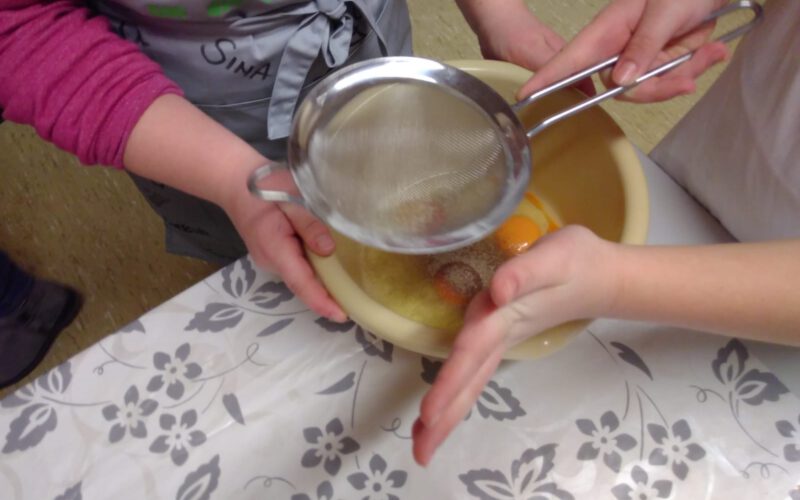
[419,357,526,423]
[776,414,800,462]
[2,363,77,453]
[146,343,203,400]
[347,454,407,500]
[646,420,705,480]
[53,482,82,500]
[576,410,637,472]
[102,385,158,442]
[355,328,394,362]
[583,332,798,497]
[176,455,221,500]
[460,444,572,500]
[120,319,145,334]
[611,465,672,500]
[302,418,360,475]
[291,480,335,500]
[149,410,207,466]
[711,340,789,406]
[2,256,800,499]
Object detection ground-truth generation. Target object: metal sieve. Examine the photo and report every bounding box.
[248,0,762,254]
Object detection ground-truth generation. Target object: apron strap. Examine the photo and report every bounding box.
[267,0,388,140]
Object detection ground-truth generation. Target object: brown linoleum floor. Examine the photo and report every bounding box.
[0,0,742,397]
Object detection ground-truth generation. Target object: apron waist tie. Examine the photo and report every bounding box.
[267,0,388,140]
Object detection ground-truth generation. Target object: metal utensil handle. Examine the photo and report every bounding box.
[247,163,306,205]
[515,0,763,139]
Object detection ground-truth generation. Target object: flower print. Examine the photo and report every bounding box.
[776,414,800,461]
[291,481,335,500]
[420,357,442,384]
[576,411,637,472]
[459,444,573,500]
[347,454,407,500]
[249,280,293,309]
[2,365,74,454]
[301,418,360,475]
[611,465,672,500]
[355,327,393,362]
[475,381,526,421]
[146,343,202,400]
[149,410,206,466]
[711,339,787,405]
[647,420,705,480]
[221,258,255,298]
[102,385,158,443]
[177,455,220,500]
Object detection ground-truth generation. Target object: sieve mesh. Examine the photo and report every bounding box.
[306,81,509,242]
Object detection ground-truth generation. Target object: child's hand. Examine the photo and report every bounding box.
[412,226,620,465]
[223,165,347,323]
[123,95,347,323]
[518,0,729,103]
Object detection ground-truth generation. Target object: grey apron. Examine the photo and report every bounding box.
[90,0,413,263]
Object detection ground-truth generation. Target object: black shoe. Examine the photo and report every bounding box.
[0,280,83,389]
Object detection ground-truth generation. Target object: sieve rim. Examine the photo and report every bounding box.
[286,56,532,254]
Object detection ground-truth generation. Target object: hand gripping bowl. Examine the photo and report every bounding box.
[307,60,650,360]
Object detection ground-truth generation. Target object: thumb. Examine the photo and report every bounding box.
[463,289,498,324]
[488,226,595,306]
[489,236,562,306]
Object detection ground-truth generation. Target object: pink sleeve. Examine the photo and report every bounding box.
[0,0,183,169]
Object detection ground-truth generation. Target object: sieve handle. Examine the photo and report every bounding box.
[514,0,763,139]
[247,163,306,206]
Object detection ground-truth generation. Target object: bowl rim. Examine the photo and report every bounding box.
[308,59,650,360]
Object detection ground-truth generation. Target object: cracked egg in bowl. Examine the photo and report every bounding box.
[308,60,649,360]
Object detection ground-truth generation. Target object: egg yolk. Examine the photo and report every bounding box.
[493,214,542,257]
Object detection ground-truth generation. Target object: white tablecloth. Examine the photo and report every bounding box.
[2,152,800,500]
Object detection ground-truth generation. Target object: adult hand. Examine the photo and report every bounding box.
[518,0,730,103]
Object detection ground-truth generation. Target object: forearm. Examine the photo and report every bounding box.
[125,94,346,322]
[610,241,800,344]
[123,94,266,210]
[0,0,180,168]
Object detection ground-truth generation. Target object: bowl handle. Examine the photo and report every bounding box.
[247,163,307,206]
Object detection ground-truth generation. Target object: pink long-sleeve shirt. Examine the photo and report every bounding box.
[0,0,182,168]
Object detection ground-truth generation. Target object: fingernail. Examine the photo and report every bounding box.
[503,281,518,303]
[417,411,433,428]
[615,61,638,86]
[316,234,335,254]
[494,278,517,305]
[420,406,441,428]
